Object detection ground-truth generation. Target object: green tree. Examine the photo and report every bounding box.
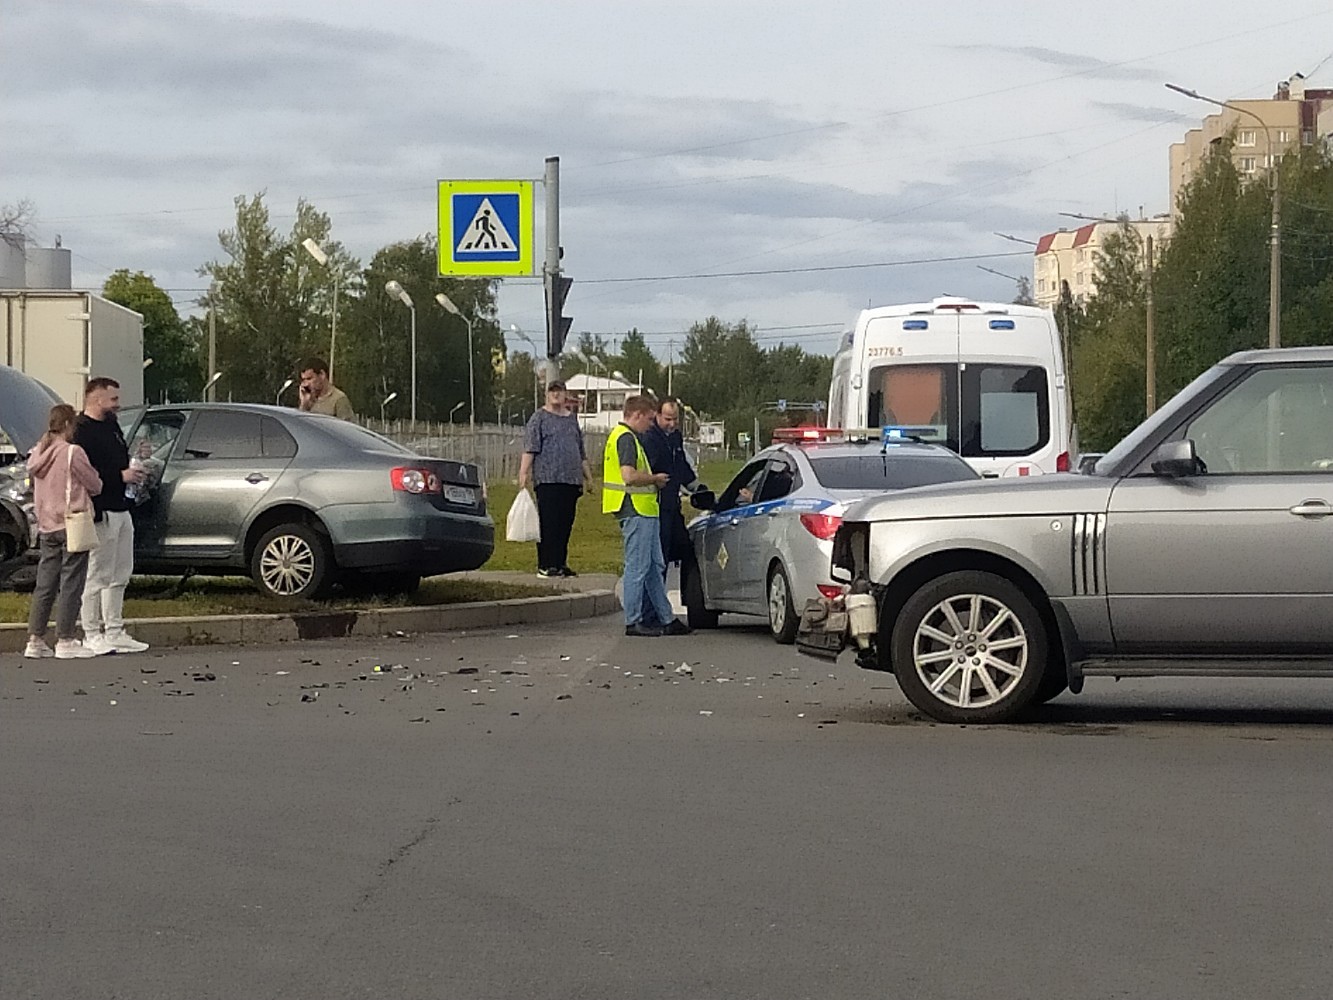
[199,193,357,404]
[340,235,501,423]
[616,328,663,394]
[102,269,201,403]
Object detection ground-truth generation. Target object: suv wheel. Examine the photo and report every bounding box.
[251,523,333,600]
[766,563,798,644]
[890,570,1046,724]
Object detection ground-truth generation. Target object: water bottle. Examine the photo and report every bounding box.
[126,457,144,502]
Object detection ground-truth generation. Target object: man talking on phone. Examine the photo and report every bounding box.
[296,357,356,420]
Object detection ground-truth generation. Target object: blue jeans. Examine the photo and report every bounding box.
[620,514,675,627]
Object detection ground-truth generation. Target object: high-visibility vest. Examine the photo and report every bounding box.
[603,423,660,517]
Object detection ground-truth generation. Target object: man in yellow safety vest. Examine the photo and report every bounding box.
[603,395,692,638]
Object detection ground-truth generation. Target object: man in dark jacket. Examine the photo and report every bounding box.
[641,397,703,576]
[72,376,148,655]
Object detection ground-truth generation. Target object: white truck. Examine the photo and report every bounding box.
[0,290,144,407]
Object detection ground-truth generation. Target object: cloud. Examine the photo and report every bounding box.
[952,44,1158,82]
[1093,101,1195,125]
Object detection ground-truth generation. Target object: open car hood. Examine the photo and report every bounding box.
[0,364,61,456]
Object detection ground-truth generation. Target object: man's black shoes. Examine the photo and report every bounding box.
[624,619,692,638]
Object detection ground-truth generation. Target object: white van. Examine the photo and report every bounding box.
[827,297,1074,477]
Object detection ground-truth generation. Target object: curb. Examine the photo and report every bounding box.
[0,588,622,654]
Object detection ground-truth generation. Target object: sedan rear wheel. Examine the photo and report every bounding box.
[891,570,1046,724]
[766,563,798,644]
[251,523,333,600]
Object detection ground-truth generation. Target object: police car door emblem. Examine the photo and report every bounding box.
[717,543,729,570]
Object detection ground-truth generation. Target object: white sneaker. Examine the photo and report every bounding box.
[23,638,54,659]
[104,631,149,654]
[55,639,98,660]
[82,633,116,656]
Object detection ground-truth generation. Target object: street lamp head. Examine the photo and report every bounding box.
[382,391,398,406]
[435,292,460,316]
[611,370,626,382]
[385,280,413,308]
[142,357,154,370]
[302,238,329,266]
[278,377,294,393]
[450,401,465,415]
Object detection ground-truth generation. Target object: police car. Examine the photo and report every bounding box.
[682,428,979,643]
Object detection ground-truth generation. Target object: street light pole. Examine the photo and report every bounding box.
[301,239,340,380]
[436,293,476,435]
[385,280,417,424]
[510,324,540,412]
[1166,83,1282,348]
[380,390,398,423]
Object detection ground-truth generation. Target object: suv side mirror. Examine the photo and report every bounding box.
[1151,439,1202,478]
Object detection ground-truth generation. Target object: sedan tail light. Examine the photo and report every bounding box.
[391,467,441,494]
[799,512,842,540]
[817,584,846,599]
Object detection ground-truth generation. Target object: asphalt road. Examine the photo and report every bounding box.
[4,614,1333,1000]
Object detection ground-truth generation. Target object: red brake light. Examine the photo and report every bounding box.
[391,468,440,494]
[800,513,842,540]
[817,584,846,599]
[1056,451,1071,473]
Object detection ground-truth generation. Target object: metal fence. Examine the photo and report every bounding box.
[361,418,610,482]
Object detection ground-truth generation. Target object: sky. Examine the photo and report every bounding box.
[5,0,1333,360]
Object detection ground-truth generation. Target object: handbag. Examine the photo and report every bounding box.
[505,488,541,543]
[63,446,99,554]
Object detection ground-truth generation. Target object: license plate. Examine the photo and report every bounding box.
[444,485,476,504]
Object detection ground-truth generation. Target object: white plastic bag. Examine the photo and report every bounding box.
[505,488,541,543]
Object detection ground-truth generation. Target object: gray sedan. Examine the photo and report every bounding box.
[683,432,978,643]
[122,404,493,598]
[801,346,1333,723]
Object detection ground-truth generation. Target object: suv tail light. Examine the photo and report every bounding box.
[800,512,842,540]
[1056,451,1071,473]
[817,584,846,599]
[391,467,441,494]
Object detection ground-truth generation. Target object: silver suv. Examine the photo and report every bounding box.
[799,346,1333,723]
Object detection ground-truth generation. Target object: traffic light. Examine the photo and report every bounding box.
[545,271,572,357]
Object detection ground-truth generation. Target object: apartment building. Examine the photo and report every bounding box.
[1032,217,1173,308]
[1169,73,1333,213]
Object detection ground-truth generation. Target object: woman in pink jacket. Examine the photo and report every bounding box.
[25,404,103,660]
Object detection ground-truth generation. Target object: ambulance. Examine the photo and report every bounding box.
[827,297,1075,477]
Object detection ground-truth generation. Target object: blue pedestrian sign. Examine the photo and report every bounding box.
[437,179,534,277]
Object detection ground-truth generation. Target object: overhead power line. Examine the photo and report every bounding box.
[577,250,1031,285]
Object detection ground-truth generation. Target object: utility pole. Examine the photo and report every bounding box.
[667,338,675,396]
[206,296,217,402]
[1269,171,1282,348]
[1144,234,1156,416]
[542,156,571,381]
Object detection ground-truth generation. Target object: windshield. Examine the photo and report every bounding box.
[1093,363,1231,475]
[811,452,979,490]
[867,362,1050,458]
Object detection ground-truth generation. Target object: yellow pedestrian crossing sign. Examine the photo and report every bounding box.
[437,179,535,276]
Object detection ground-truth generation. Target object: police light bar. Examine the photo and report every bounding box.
[772,426,842,443]
[882,425,940,441]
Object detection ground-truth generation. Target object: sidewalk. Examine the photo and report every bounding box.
[0,571,622,654]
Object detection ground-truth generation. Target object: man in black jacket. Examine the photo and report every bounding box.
[73,377,148,655]
[641,397,704,578]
